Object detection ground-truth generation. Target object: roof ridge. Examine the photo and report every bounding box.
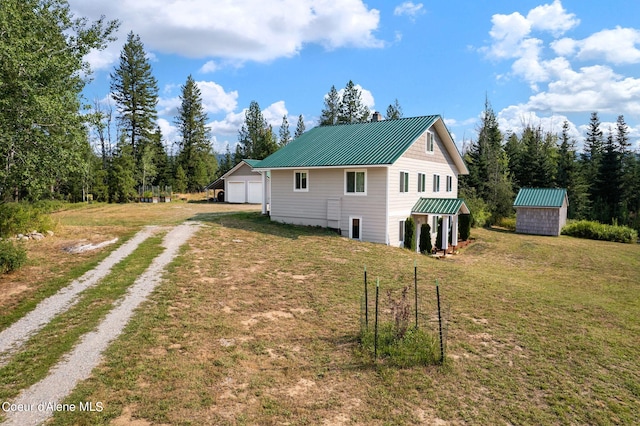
[321,114,440,127]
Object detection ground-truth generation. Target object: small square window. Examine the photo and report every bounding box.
[346,170,366,194]
[294,170,308,191]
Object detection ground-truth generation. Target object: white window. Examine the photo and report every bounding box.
[350,216,362,240]
[418,173,426,192]
[399,220,405,244]
[432,215,438,232]
[294,170,308,192]
[433,174,440,192]
[400,171,409,193]
[426,131,435,153]
[446,175,453,192]
[345,170,366,195]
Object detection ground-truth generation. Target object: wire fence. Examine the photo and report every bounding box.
[359,264,450,366]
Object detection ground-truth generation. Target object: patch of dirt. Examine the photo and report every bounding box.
[110,407,161,426]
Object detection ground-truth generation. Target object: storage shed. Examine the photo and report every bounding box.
[514,188,568,236]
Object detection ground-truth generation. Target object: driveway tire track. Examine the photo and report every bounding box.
[2,221,201,426]
[0,226,161,364]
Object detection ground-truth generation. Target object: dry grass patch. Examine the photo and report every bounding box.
[52,215,640,425]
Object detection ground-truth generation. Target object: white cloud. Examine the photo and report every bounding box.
[526,0,579,37]
[69,0,382,71]
[394,2,425,18]
[196,81,238,114]
[199,60,218,74]
[206,101,288,136]
[567,27,640,65]
[262,101,289,126]
[336,84,376,110]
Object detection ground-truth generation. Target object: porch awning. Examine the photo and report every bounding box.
[411,198,470,215]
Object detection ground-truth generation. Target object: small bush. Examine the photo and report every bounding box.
[403,217,415,251]
[419,223,432,254]
[0,240,27,274]
[561,220,638,244]
[0,202,59,238]
[496,216,516,231]
[459,214,471,241]
[360,324,440,367]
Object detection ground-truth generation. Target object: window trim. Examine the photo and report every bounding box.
[344,169,367,195]
[349,216,363,241]
[433,174,440,193]
[426,131,435,154]
[446,175,453,192]
[418,172,426,193]
[293,170,309,192]
[399,220,405,244]
[399,171,409,193]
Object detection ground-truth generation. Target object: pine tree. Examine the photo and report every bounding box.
[463,99,513,222]
[616,115,636,225]
[319,85,340,126]
[109,142,137,203]
[218,144,233,177]
[237,101,277,160]
[294,114,306,139]
[557,121,588,219]
[337,80,370,124]
[385,99,403,120]
[279,115,291,147]
[110,32,158,162]
[175,75,216,192]
[581,112,603,217]
[594,128,622,223]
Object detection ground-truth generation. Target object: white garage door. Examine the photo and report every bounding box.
[227,181,246,203]
[247,181,262,204]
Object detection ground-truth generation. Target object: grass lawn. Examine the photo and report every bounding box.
[3,203,638,425]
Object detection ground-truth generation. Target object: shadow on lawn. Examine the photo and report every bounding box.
[189,211,339,240]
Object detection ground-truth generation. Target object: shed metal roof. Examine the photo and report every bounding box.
[513,188,568,208]
[412,198,470,215]
[253,115,468,173]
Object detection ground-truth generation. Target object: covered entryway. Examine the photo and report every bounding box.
[411,198,469,254]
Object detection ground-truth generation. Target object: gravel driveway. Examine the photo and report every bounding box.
[1,221,201,426]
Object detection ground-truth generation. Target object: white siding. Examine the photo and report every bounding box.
[225,163,263,204]
[386,129,461,246]
[270,167,388,244]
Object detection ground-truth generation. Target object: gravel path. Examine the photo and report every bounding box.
[0,226,160,366]
[1,221,201,426]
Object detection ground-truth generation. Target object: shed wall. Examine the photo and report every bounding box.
[515,207,564,236]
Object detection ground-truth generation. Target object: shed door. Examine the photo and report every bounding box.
[247,181,262,204]
[227,181,246,203]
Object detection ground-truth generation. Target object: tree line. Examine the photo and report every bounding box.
[462,100,640,231]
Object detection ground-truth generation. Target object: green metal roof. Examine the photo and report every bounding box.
[243,159,261,167]
[513,188,567,208]
[254,116,444,168]
[412,198,469,215]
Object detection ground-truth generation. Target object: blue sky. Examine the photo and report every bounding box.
[70,0,640,155]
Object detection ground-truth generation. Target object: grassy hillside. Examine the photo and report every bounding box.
[37,207,638,425]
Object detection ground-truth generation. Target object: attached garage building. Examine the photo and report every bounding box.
[514,188,568,236]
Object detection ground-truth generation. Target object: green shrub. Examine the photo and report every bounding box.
[0,240,27,274]
[459,214,471,241]
[0,202,58,238]
[403,217,415,251]
[419,223,432,254]
[496,216,516,231]
[561,220,638,244]
[360,324,440,367]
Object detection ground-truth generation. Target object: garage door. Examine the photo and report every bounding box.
[227,181,246,203]
[247,181,262,204]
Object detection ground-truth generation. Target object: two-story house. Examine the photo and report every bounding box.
[253,114,469,251]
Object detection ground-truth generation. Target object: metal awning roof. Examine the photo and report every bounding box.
[412,198,469,215]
